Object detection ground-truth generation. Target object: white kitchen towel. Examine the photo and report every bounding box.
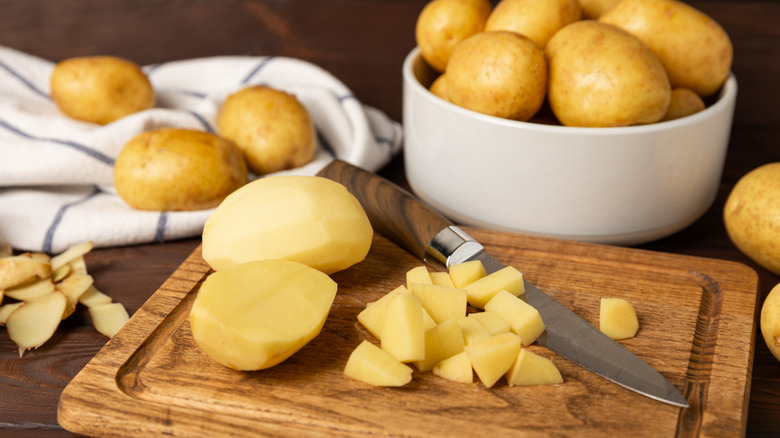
[0,45,403,253]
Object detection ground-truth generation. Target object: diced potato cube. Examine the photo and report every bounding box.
[430,271,455,288]
[409,283,468,324]
[463,266,525,308]
[344,340,413,387]
[484,290,545,346]
[435,318,466,358]
[506,348,563,386]
[406,265,432,290]
[600,297,639,340]
[357,285,409,339]
[381,293,426,362]
[414,327,447,372]
[469,311,510,336]
[457,316,491,345]
[465,332,522,388]
[433,351,473,384]
[449,260,487,288]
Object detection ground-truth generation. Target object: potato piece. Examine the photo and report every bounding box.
[760,283,780,362]
[51,264,72,283]
[358,286,409,339]
[414,327,447,372]
[217,85,316,175]
[469,311,511,336]
[115,128,248,211]
[506,348,563,386]
[202,175,372,274]
[428,74,449,101]
[456,316,491,345]
[660,88,706,122]
[446,31,547,121]
[190,260,337,370]
[545,20,671,127]
[0,302,24,325]
[344,340,413,387]
[484,290,545,346]
[406,265,433,290]
[465,332,522,388]
[433,351,473,384]
[78,285,114,307]
[430,271,455,288]
[6,292,67,356]
[50,241,93,271]
[69,256,88,275]
[50,55,155,125]
[409,283,468,324]
[89,303,130,338]
[4,278,55,301]
[599,298,639,340]
[448,259,486,288]
[579,0,619,18]
[0,255,51,289]
[381,293,426,363]
[484,0,581,48]
[415,0,493,72]
[462,266,524,309]
[57,273,94,319]
[435,318,466,358]
[600,0,732,97]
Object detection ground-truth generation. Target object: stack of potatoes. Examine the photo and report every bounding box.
[416,0,732,127]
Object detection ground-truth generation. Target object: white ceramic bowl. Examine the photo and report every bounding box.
[402,47,738,246]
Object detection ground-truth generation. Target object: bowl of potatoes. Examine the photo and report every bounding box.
[402,0,737,245]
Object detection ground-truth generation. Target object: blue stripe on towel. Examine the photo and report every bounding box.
[0,118,115,166]
[155,212,168,243]
[187,110,214,133]
[43,186,102,253]
[241,57,274,84]
[0,59,50,99]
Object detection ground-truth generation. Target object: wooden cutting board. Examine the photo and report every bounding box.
[57,228,758,438]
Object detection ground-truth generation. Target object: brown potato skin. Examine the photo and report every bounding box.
[217,86,316,175]
[545,21,671,127]
[660,88,706,122]
[114,128,247,211]
[446,31,547,122]
[50,56,155,125]
[600,0,733,97]
[484,0,581,49]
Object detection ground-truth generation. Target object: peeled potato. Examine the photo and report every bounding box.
[50,56,155,125]
[446,30,547,121]
[217,85,316,175]
[114,128,247,211]
[202,175,373,274]
[415,0,493,72]
[545,21,671,127]
[190,259,338,371]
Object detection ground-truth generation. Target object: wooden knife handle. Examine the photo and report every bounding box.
[317,160,452,261]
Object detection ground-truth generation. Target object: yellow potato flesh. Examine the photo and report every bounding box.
[506,348,563,386]
[433,351,473,383]
[599,298,639,340]
[202,175,373,274]
[484,290,545,346]
[409,282,468,324]
[406,265,433,290]
[448,259,486,288]
[189,259,337,371]
[465,332,522,388]
[435,318,466,359]
[462,265,524,308]
[344,340,413,387]
[381,293,426,362]
[545,20,671,127]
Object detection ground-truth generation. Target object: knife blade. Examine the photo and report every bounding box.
[318,159,688,408]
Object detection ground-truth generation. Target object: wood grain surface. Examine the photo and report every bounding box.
[58,229,757,437]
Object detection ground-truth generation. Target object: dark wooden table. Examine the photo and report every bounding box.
[1,1,778,437]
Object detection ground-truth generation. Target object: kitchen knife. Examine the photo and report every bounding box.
[318,159,689,408]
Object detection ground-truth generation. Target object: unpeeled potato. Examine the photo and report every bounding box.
[415,0,493,72]
[50,56,155,125]
[660,88,706,122]
[445,31,547,121]
[579,0,620,19]
[545,21,671,127]
[600,0,733,97]
[761,283,780,363]
[484,0,581,49]
[114,128,247,211]
[217,85,316,175]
